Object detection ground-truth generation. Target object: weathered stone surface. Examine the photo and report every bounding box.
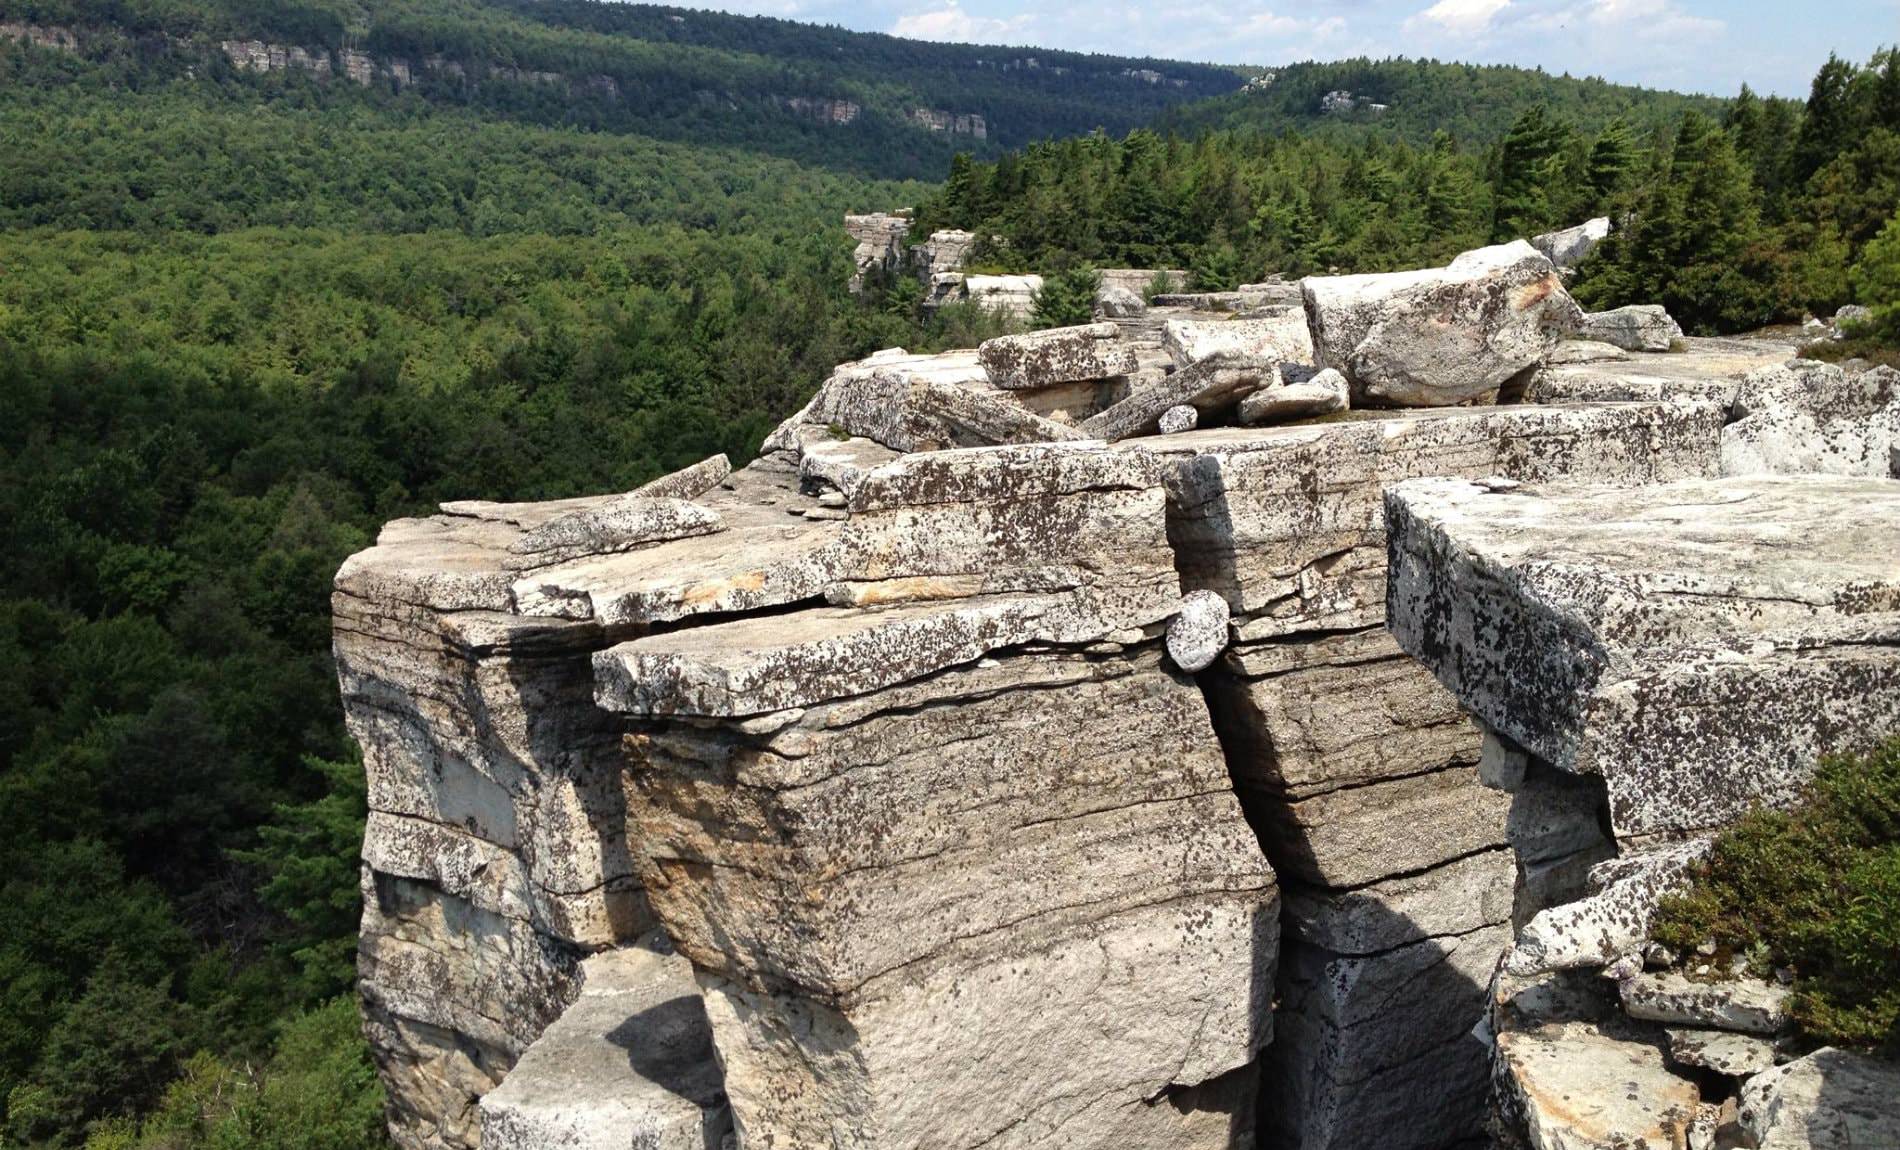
[1159,403,1200,433]
[1495,1021,1701,1150]
[1580,304,1682,352]
[1547,339,1630,364]
[1162,312,1314,369]
[1235,366,1348,425]
[1622,972,1789,1035]
[1722,361,1900,478]
[620,645,1278,1149]
[1081,353,1277,440]
[1303,240,1583,407]
[912,228,975,278]
[1096,282,1147,317]
[632,453,731,500]
[1256,766,1511,888]
[977,322,1137,389]
[845,212,910,294]
[1262,923,1512,1150]
[768,349,1085,454]
[1157,400,1721,637]
[1166,588,1230,672]
[1740,1047,1900,1149]
[1281,847,1516,954]
[1531,217,1611,269]
[1386,473,1900,835]
[509,497,724,567]
[963,273,1042,319]
[1507,839,1709,975]
[1524,336,1793,405]
[1666,1028,1776,1078]
[1209,627,1478,800]
[479,936,731,1150]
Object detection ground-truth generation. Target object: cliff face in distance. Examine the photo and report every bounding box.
[336,232,1900,1149]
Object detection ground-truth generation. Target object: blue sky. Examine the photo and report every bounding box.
[689,0,1898,97]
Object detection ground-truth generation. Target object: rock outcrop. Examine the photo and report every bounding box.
[1386,469,1900,1150]
[1303,241,1583,407]
[339,239,1891,1150]
[1530,217,1612,270]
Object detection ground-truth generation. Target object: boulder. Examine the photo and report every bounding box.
[1096,283,1147,318]
[1506,839,1709,974]
[978,322,1137,389]
[1162,312,1314,368]
[1740,1047,1900,1149]
[1303,240,1582,407]
[963,273,1042,320]
[1530,217,1612,269]
[767,350,1085,454]
[1579,304,1683,352]
[1621,972,1789,1035]
[1722,361,1900,478]
[1166,589,1230,671]
[1236,366,1348,425]
[1666,1029,1776,1078]
[631,453,731,500]
[1547,339,1631,365]
[479,937,732,1150]
[1494,1021,1701,1150]
[1080,352,1276,440]
[1832,303,1872,332]
[1159,403,1199,433]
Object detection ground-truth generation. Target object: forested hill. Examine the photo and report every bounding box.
[0,0,1241,178]
[1159,57,1728,145]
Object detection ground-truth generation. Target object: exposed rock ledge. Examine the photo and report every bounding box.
[333,253,1883,1150]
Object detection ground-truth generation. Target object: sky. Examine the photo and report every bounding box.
[685,0,1899,97]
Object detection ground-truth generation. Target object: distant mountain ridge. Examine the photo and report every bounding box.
[0,0,1245,178]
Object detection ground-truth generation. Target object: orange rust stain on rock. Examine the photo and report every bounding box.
[1513,275,1560,310]
[683,570,768,606]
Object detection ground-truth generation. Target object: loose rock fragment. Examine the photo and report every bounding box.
[1166,589,1231,672]
[1621,972,1789,1035]
[978,322,1137,390]
[632,453,731,500]
[1159,404,1200,434]
[1162,312,1314,368]
[1236,366,1348,425]
[1580,304,1683,352]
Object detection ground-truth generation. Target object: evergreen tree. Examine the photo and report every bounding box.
[1795,54,1861,183]
[1493,105,1573,239]
[1585,118,1638,210]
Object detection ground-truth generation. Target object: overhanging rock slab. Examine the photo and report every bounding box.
[1387,473,1900,835]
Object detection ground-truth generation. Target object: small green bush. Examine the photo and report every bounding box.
[1032,265,1100,329]
[1652,738,1900,1053]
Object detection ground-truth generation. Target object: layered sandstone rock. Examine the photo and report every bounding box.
[1385,471,1900,1150]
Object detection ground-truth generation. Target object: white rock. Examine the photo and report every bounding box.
[1495,1021,1701,1150]
[978,322,1137,389]
[1580,304,1683,352]
[1166,589,1231,671]
[1722,362,1900,478]
[510,497,724,566]
[1547,339,1631,364]
[632,453,731,500]
[1096,283,1147,318]
[1740,1047,1900,1149]
[1303,241,1583,407]
[1621,972,1789,1035]
[1080,352,1276,440]
[480,938,732,1150]
[1158,404,1200,434]
[1236,366,1348,425]
[1667,1028,1777,1078]
[1506,839,1711,974]
[1531,217,1612,269]
[1162,312,1314,369]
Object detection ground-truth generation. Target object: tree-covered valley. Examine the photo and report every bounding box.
[0,3,1895,1146]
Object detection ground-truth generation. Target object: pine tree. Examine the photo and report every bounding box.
[1585,118,1637,210]
[1794,54,1860,183]
[1493,105,1572,240]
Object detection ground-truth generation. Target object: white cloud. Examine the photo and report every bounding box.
[1408,0,1513,36]
[889,2,1031,43]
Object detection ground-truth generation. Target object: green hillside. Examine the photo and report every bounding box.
[0,0,1242,178]
[1158,56,1729,145]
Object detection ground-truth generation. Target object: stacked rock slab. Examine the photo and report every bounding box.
[1384,473,1900,1150]
[580,442,1280,1149]
[336,501,666,1149]
[1140,394,1725,1150]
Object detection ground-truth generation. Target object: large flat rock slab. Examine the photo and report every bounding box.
[480,937,731,1150]
[1387,474,1900,834]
